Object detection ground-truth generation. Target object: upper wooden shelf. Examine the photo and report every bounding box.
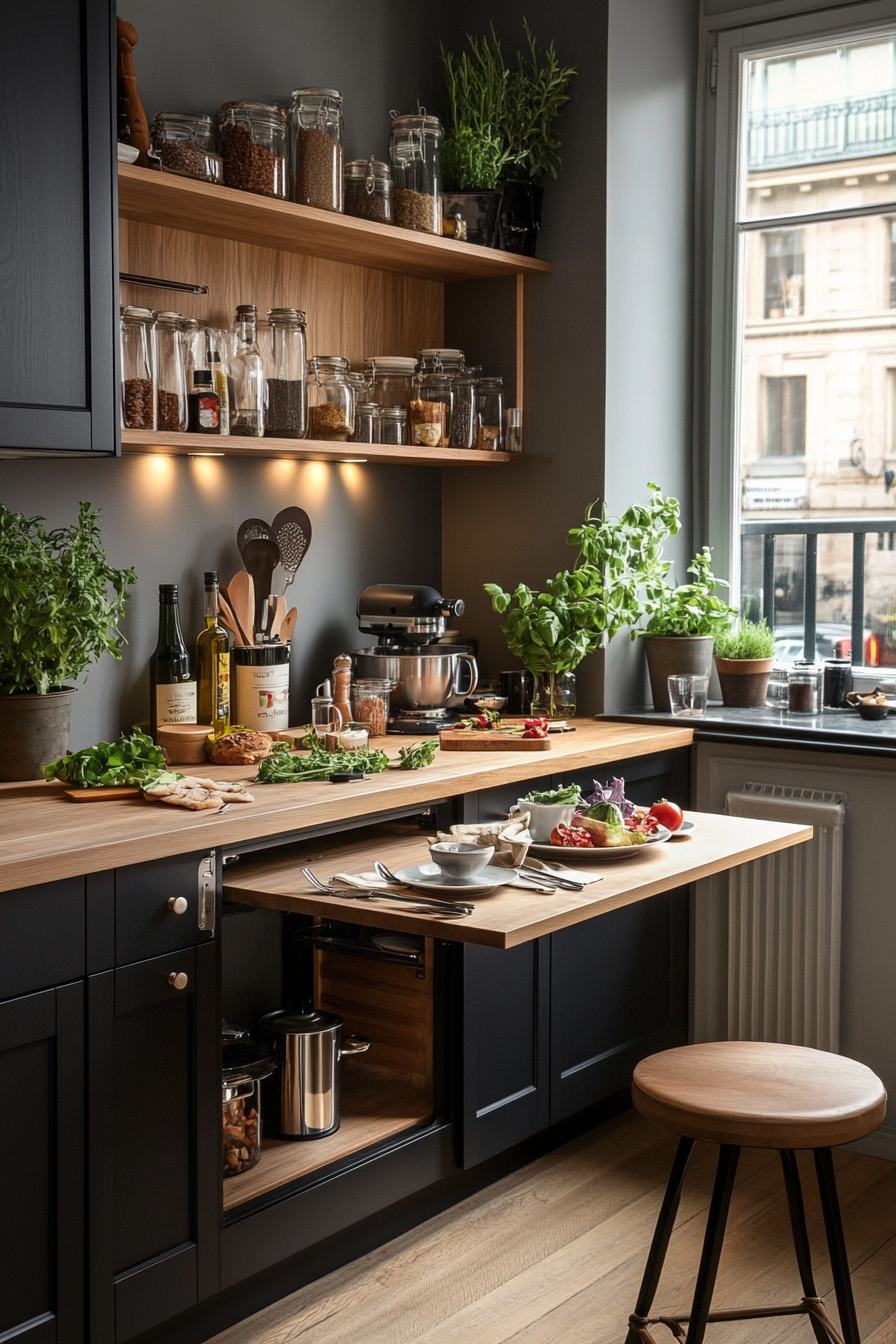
[120,428,515,466]
[117,165,554,282]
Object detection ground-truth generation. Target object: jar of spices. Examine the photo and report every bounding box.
[120,306,156,429]
[409,371,453,447]
[475,376,504,450]
[354,403,381,444]
[351,678,394,737]
[788,660,822,714]
[344,158,392,223]
[149,112,222,184]
[389,113,442,235]
[363,356,417,409]
[288,89,343,212]
[379,406,408,445]
[218,101,288,199]
[307,356,354,441]
[822,658,853,709]
[263,308,307,439]
[154,312,188,432]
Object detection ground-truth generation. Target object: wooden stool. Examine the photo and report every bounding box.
[626,1041,887,1344]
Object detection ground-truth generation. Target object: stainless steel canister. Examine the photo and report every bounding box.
[260,1009,369,1140]
[351,647,477,711]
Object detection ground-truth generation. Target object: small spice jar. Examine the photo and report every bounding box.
[475,376,504,450]
[120,305,156,429]
[822,658,853,709]
[288,88,344,211]
[307,356,354,441]
[379,406,408,445]
[389,113,442,235]
[218,101,288,199]
[340,722,369,752]
[351,678,394,737]
[263,308,307,439]
[354,403,381,444]
[788,660,822,714]
[149,112,222,183]
[409,371,454,447]
[344,158,392,223]
[154,311,188,432]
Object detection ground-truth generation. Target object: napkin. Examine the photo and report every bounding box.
[522,856,605,887]
[329,871,397,891]
[436,816,532,867]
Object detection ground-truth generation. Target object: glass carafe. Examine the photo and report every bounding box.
[154,311,187,432]
[263,308,307,439]
[288,88,344,211]
[230,305,265,437]
[120,306,156,429]
[389,113,442,234]
[307,356,354,441]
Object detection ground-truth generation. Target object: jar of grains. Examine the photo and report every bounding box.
[307,356,355,441]
[350,678,395,737]
[389,113,442,234]
[154,312,188,432]
[408,371,453,447]
[218,101,288,198]
[263,308,307,439]
[475,376,504,450]
[363,356,417,409]
[450,371,477,448]
[344,158,392,223]
[149,112,222,183]
[288,88,343,211]
[120,306,156,429]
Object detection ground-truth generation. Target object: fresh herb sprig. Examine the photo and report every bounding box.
[714,619,775,660]
[43,728,176,788]
[396,740,439,770]
[255,739,390,784]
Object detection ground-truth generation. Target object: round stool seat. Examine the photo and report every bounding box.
[633,1041,886,1149]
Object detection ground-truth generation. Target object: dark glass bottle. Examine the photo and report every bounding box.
[187,369,221,433]
[196,571,231,736]
[150,584,196,738]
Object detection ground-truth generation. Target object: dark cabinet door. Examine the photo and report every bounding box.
[88,944,219,1344]
[0,0,118,455]
[0,984,84,1344]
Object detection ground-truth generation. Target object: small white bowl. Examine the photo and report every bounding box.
[515,799,576,843]
[428,842,494,880]
[117,142,140,164]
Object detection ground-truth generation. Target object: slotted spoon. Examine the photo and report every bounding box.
[236,517,271,557]
[271,507,312,598]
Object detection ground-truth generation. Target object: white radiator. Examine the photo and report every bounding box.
[725,783,847,1052]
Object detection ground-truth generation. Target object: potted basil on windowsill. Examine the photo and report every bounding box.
[0,503,135,780]
[635,549,736,713]
[713,620,776,708]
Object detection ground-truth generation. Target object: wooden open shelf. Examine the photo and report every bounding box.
[223,1061,433,1210]
[118,165,553,283]
[121,428,515,465]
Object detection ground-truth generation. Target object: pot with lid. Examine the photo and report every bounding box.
[222,1021,275,1178]
[260,1008,369,1140]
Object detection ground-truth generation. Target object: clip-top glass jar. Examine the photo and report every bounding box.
[389,113,442,234]
[307,356,354,441]
[222,1022,275,1179]
[289,88,343,211]
[218,101,287,198]
[363,356,417,409]
[154,311,188,432]
[475,376,504,450]
[344,158,392,223]
[417,348,465,373]
[409,371,453,447]
[788,660,822,714]
[120,306,156,429]
[263,308,307,439]
[149,112,222,183]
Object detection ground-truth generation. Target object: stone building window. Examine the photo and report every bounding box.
[764,375,806,456]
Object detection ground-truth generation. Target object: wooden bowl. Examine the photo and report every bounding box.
[157,723,213,764]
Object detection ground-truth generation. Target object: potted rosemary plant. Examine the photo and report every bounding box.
[0,503,135,779]
[714,619,775,708]
[636,548,736,712]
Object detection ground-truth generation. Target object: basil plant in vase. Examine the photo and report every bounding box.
[636,547,736,713]
[0,502,135,780]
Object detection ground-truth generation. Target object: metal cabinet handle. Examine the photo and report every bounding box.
[167,896,188,915]
[167,971,189,990]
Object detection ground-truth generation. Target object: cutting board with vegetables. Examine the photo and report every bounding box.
[438,729,552,752]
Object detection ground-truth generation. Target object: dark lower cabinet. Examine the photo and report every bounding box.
[88,944,219,1343]
[0,983,84,1344]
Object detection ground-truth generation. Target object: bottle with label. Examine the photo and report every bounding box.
[230,304,265,436]
[187,369,221,433]
[196,571,231,737]
[150,584,197,738]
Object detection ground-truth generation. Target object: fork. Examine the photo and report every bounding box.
[300,867,473,917]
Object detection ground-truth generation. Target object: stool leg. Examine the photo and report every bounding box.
[684,1144,740,1344]
[779,1149,831,1344]
[625,1136,695,1344]
[815,1147,861,1344]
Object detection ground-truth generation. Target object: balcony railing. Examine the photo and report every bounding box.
[748,91,896,170]
[741,516,896,663]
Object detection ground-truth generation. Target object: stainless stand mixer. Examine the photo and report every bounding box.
[352,584,478,734]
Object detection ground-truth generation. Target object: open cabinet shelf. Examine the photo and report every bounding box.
[121,428,514,465]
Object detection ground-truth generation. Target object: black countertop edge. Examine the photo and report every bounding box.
[599,706,896,758]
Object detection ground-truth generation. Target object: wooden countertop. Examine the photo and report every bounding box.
[0,721,692,892]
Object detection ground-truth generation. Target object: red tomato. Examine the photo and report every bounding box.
[648,798,683,832]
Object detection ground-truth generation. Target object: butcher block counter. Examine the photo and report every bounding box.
[0,719,695,892]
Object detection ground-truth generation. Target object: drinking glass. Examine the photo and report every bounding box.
[667,674,709,717]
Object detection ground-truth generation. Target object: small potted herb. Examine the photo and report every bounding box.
[713,620,775,708]
[0,503,135,780]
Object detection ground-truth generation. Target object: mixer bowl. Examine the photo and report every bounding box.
[352,648,478,711]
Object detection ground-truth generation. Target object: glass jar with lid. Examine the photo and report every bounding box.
[344,158,392,223]
[154,312,188,432]
[409,371,453,447]
[389,113,442,235]
[120,306,156,429]
[222,1022,275,1179]
[263,308,307,439]
[354,403,381,444]
[307,356,354,441]
[765,661,789,709]
[149,112,222,183]
[475,376,504,450]
[450,371,477,448]
[363,356,417,409]
[350,678,395,737]
[788,660,822,713]
[218,101,288,198]
[417,348,465,374]
[288,89,343,211]
[379,406,408,445]
[230,304,265,437]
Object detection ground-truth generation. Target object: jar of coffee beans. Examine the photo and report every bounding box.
[218,101,288,199]
[149,112,222,184]
[307,356,355,441]
[344,158,392,223]
[288,88,344,212]
[120,306,156,430]
[263,308,307,439]
[389,113,442,235]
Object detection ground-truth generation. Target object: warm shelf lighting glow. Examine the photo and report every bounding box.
[188,452,225,457]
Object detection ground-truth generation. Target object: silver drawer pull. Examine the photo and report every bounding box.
[167,896,188,915]
[168,971,189,990]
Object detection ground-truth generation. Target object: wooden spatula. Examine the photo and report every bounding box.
[268,595,285,643]
[228,570,256,647]
[218,591,247,646]
[279,607,297,643]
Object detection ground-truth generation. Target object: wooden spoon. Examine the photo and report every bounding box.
[268,595,286,643]
[228,570,256,647]
[279,608,297,643]
[218,592,246,646]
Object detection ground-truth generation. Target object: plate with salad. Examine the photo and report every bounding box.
[525,778,684,859]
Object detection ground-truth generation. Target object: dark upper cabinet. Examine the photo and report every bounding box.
[0,0,118,456]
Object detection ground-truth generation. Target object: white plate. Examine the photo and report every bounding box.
[529,825,671,861]
[670,818,695,837]
[394,863,520,896]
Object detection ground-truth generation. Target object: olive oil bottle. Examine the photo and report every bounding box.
[196,571,230,737]
[150,584,196,738]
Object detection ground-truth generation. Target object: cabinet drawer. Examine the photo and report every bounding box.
[115,852,216,965]
[0,877,85,1000]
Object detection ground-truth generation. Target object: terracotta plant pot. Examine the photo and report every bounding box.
[715,657,774,709]
[643,636,714,713]
[0,686,77,781]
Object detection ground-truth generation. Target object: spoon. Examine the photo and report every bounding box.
[271,507,312,600]
[237,517,271,557]
[242,537,281,639]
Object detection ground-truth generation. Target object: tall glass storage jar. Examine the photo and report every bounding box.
[450,371,477,448]
[363,356,417,409]
[307,356,354,441]
[149,112,222,183]
[154,312,188,432]
[263,308,306,439]
[344,158,392,223]
[218,101,288,199]
[288,89,343,211]
[475,376,504,450]
[408,371,453,447]
[230,305,265,437]
[389,114,442,234]
[120,306,156,429]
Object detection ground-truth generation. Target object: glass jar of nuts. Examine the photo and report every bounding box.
[218,101,288,199]
[389,113,442,234]
[306,356,355,441]
[222,1023,275,1179]
[149,112,222,183]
